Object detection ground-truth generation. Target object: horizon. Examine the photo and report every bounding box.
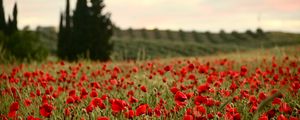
[3,0,300,33]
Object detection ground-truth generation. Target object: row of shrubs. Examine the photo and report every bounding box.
[113,28,266,42]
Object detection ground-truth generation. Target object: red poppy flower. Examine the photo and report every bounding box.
[197,83,209,94]
[111,99,127,113]
[69,90,76,96]
[9,102,19,112]
[39,103,54,117]
[66,96,75,104]
[272,98,281,105]
[136,104,148,116]
[258,92,267,101]
[86,104,94,113]
[140,86,147,92]
[164,65,172,72]
[183,115,193,120]
[8,102,19,118]
[258,114,268,120]
[193,105,206,118]
[174,91,187,106]
[170,87,179,94]
[125,110,135,119]
[80,88,88,99]
[97,116,110,120]
[64,108,70,116]
[91,98,106,109]
[24,99,32,107]
[279,102,291,114]
[129,96,138,104]
[90,90,98,97]
[277,114,288,120]
[194,95,207,105]
[27,115,41,120]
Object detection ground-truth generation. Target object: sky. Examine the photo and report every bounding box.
[3,0,300,33]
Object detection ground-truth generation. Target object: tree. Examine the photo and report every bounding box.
[141,28,148,40]
[127,27,135,39]
[153,28,161,39]
[256,28,265,37]
[219,29,229,41]
[57,0,113,61]
[71,0,90,60]
[0,0,5,32]
[12,3,17,32]
[192,30,200,42]
[205,31,216,43]
[57,13,65,58]
[231,31,246,41]
[166,29,173,40]
[88,0,113,61]
[245,29,257,38]
[178,29,186,41]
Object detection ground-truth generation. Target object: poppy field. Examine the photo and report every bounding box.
[0,47,300,120]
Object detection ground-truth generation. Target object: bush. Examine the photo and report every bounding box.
[2,30,48,62]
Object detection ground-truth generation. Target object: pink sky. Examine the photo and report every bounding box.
[3,0,300,33]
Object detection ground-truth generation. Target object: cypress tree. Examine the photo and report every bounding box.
[57,13,65,58]
[57,0,113,61]
[0,0,5,32]
[12,3,17,32]
[89,0,113,61]
[72,0,89,60]
[64,0,72,59]
[6,16,13,35]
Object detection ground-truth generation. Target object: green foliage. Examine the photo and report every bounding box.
[0,30,48,63]
[245,29,258,38]
[0,0,18,35]
[141,28,148,40]
[0,32,7,62]
[153,28,161,39]
[219,29,229,41]
[231,31,247,41]
[166,29,174,40]
[111,32,300,61]
[256,28,265,37]
[127,27,135,39]
[192,30,200,42]
[205,31,218,43]
[0,0,5,32]
[178,29,186,41]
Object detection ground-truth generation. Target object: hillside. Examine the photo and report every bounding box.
[111,29,300,60]
[36,27,300,61]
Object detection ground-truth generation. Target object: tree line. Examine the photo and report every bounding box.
[113,27,266,42]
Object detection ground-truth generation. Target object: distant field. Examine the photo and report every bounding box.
[37,28,300,61]
[111,31,300,61]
